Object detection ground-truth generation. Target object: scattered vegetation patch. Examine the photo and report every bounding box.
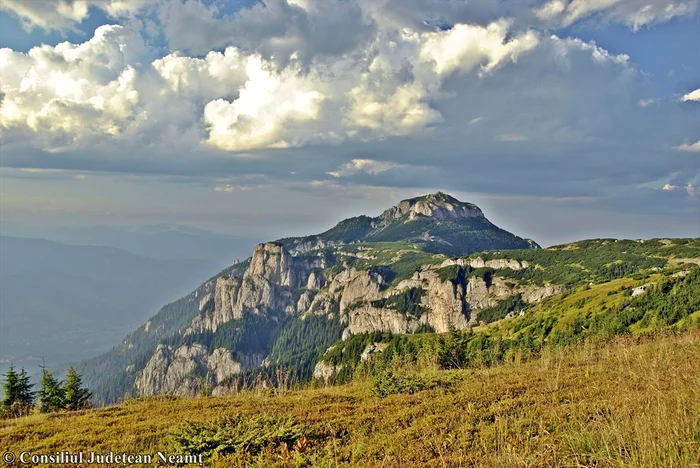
[435,265,495,288]
[371,372,428,398]
[163,311,284,356]
[367,265,396,287]
[267,314,345,382]
[171,414,310,459]
[323,332,394,383]
[472,238,692,288]
[370,371,460,398]
[336,242,443,287]
[413,324,436,334]
[371,288,426,318]
[436,264,469,285]
[477,294,527,324]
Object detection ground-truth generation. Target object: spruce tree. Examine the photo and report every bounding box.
[1,364,20,409]
[17,368,35,406]
[38,365,64,413]
[63,366,92,410]
[2,364,35,417]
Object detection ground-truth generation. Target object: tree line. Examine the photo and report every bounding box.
[1,364,92,418]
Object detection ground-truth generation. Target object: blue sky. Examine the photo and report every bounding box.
[0,0,698,246]
[561,17,700,94]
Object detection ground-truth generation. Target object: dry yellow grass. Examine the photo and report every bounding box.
[2,330,699,467]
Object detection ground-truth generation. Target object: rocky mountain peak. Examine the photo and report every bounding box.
[376,192,484,226]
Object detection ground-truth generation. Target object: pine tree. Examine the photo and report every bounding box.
[63,366,92,410]
[1,364,20,409]
[2,364,35,417]
[17,368,35,406]
[38,365,64,413]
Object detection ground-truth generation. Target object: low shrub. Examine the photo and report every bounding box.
[371,372,428,398]
[171,414,309,458]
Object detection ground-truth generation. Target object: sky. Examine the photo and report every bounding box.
[0,0,698,247]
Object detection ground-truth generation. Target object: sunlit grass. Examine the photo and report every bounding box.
[2,330,698,467]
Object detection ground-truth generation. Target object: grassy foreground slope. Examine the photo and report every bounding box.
[2,331,699,467]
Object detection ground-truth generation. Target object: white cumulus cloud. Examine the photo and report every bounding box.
[329,159,404,177]
[0,25,146,149]
[681,89,700,102]
[420,20,540,77]
[675,141,700,152]
[0,0,151,31]
[203,57,326,151]
[535,0,699,30]
[0,0,696,217]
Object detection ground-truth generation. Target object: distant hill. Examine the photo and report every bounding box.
[0,236,230,378]
[0,222,258,264]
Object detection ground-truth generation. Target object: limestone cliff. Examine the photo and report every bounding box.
[441,257,530,270]
[187,242,322,333]
[134,344,263,397]
[134,239,563,395]
[374,192,484,229]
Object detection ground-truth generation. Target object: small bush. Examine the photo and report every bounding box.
[171,414,309,458]
[371,372,427,398]
[371,371,459,398]
[413,324,436,334]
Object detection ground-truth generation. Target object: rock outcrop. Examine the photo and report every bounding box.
[373,192,484,230]
[313,361,340,381]
[360,342,389,362]
[135,344,261,397]
[441,257,530,270]
[136,244,566,395]
[187,242,322,334]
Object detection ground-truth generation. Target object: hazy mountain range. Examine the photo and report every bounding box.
[0,229,255,378]
[0,222,258,262]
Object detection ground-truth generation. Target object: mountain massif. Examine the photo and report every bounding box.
[75,193,700,404]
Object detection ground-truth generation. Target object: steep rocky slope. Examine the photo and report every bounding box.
[132,240,562,397]
[76,194,700,403]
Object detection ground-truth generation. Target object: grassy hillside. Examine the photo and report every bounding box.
[466,238,700,287]
[2,330,698,467]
